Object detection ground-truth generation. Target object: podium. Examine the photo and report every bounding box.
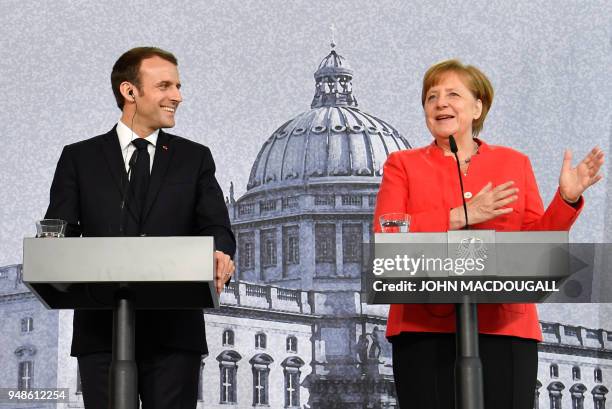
[22,237,217,409]
[370,230,570,409]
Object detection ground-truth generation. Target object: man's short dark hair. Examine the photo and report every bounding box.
[111,47,178,110]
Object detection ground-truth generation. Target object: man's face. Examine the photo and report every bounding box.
[132,56,182,134]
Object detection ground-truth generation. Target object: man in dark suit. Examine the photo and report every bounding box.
[45,47,236,409]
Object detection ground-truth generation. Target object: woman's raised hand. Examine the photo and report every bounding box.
[559,147,604,203]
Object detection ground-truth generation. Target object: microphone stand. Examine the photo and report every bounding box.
[449,135,485,409]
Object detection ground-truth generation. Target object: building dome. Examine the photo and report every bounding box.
[246,47,410,192]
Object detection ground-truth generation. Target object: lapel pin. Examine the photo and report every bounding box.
[162,145,168,150]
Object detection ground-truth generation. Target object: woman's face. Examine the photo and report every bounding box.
[424,71,482,142]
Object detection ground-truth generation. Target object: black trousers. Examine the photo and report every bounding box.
[77,348,201,409]
[391,333,538,409]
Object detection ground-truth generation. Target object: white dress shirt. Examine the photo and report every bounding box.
[116,120,159,174]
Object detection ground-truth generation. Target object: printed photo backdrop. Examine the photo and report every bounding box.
[1,1,610,407]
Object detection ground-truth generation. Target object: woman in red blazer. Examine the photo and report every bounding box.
[373,59,604,409]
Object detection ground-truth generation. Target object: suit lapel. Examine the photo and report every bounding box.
[100,126,140,224]
[141,130,174,223]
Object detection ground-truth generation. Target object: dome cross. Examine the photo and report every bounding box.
[330,23,337,49]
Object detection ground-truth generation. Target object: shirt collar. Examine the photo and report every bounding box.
[116,120,159,150]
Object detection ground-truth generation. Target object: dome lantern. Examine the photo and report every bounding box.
[311,47,357,109]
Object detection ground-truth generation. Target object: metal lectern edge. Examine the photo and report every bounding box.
[22,236,219,310]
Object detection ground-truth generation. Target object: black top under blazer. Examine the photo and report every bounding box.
[45,126,236,356]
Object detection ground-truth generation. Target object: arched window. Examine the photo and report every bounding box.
[572,366,581,381]
[14,345,36,392]
[255,332,266,349]
[222,329,234,346]
[216,350,241,404]
[21,317,33,333]
[594,367,603,383]
[18,361,33,390]
[286,336,298,353]
[550,363,559,378]
[535,379,542,409]
[547,381,565,409]
[282,356,305,408]
[250,353,273,406]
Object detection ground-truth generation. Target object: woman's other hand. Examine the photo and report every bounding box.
[559,147,604,203]
[450,181,518,229]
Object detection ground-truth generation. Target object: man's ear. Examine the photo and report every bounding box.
[120,82,136,102]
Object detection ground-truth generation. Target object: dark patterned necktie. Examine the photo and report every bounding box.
[129,138,151,214]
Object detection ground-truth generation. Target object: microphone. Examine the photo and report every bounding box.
[119,148,139,235]
[449,135,469,229]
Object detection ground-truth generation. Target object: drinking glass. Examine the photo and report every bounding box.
[36,219,67,238]
[379,213,410,233]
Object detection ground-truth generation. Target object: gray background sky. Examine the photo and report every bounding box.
[1,0,611,324]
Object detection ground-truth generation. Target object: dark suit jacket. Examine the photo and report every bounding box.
[45,126,236,356]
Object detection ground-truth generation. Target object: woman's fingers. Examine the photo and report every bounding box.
[581,147,605,187]
[589,174,604,187]
[466,180,519,225]
[590,149,605,172]
[494,207,514,216]
[475,182,493,196]
[492,181,515,193]
[474,181,514,199]
[577,147,604,173]
[561,149,573,174]
[494,187,519,201]
[495,194,518,208]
